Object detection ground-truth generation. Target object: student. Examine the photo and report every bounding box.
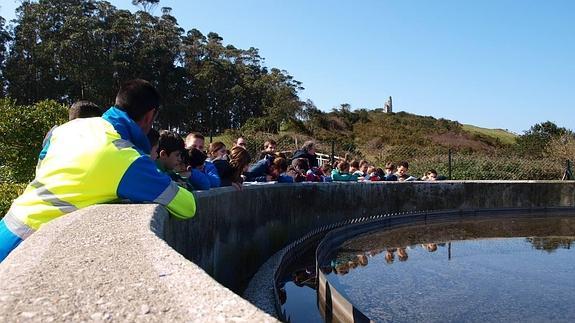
[185,133,205,151]
[383,162,398,181]
[208,141,227,162]
[286,165,304,182]
[258,139,277,159]
[264,139,276,154]
[396,161,417,181]
[0,79,196,262]
[185,147,221,190]
[292,141,319,168]
[214,146,251,189]
[183,133,220,187]
[358,160,370,177]
[422,169,438,181]
[292,158,311,182]
[367,166,381,181]
[147,128,160,161]
[306,167,324,182]
[156,130,185,181]
[68,100,102,120]
[235,137,247,148]
[244,155,269,182]
[298,157,325,182]
[349,160,361,175]
[331,161,359,182]
[185,148,210,190]
[321,164,333,182]
[275,157,294,183]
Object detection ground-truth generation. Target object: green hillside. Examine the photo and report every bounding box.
[234,109,520,159]
[349,111,515,154]
[462,124,518,145]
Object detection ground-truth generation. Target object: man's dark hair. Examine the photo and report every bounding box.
[69,101,102,120]
[158,130,184,155]
[399,161,409,169]
[185,148,207,168]
[115,79,161,121]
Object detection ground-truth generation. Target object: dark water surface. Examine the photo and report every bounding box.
[281,215,575,323]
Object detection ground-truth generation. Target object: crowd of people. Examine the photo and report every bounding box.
[326,243,442,276]
[145,130,446,191]
[0,78,446,262]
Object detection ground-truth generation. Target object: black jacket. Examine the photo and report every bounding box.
[292,149,318,168]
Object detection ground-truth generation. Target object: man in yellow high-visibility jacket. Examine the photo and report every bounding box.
[0,79,196,262]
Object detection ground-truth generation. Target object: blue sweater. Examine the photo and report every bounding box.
[187,161,221,190]
[245,156,273,182]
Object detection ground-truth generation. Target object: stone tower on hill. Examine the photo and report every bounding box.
[384,96,393,113]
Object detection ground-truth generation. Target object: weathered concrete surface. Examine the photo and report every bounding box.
[0,181,574,322]
[0,204,276,322]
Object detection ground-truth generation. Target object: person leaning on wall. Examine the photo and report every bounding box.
[292,140,319,168]
[0,79,197,262]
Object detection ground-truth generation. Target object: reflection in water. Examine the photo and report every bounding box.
[321,216,575,322]
[277,246,324,323]
[526,236,574,252]
[280,215,575,323]
[324,217,575,277]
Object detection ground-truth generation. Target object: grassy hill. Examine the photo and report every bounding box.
[350,111,517,155]
[222,109,520,160]
[462,124,518,145]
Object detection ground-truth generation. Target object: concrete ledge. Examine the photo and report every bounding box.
[1,181,574,321]
[0,204,276,322]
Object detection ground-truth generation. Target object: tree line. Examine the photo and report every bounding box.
[0,0,304,135]
[0,0,572,162]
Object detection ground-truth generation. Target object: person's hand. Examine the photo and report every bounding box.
[232,182,242,191]
[265,175,273,181]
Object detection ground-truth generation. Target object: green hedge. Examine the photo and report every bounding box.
[0,98,68,183]
[0,183,26,218]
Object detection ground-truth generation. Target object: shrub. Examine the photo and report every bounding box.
[0,183,26,218]
[0,98,68,183]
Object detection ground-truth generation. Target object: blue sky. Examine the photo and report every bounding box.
[1,0,574,133]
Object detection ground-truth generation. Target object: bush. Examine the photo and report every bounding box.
[0,183,26,218]
[0,98,68,183]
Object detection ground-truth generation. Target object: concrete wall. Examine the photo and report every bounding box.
[0,181,574,321]
[160,181,575,294]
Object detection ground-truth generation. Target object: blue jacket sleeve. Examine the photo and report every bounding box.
[204,161,221,188]
[245,158,270,182]
[187,169,211,190]
[117,155,196,219]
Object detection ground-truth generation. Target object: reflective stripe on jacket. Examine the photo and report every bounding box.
[4,107,196,239]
